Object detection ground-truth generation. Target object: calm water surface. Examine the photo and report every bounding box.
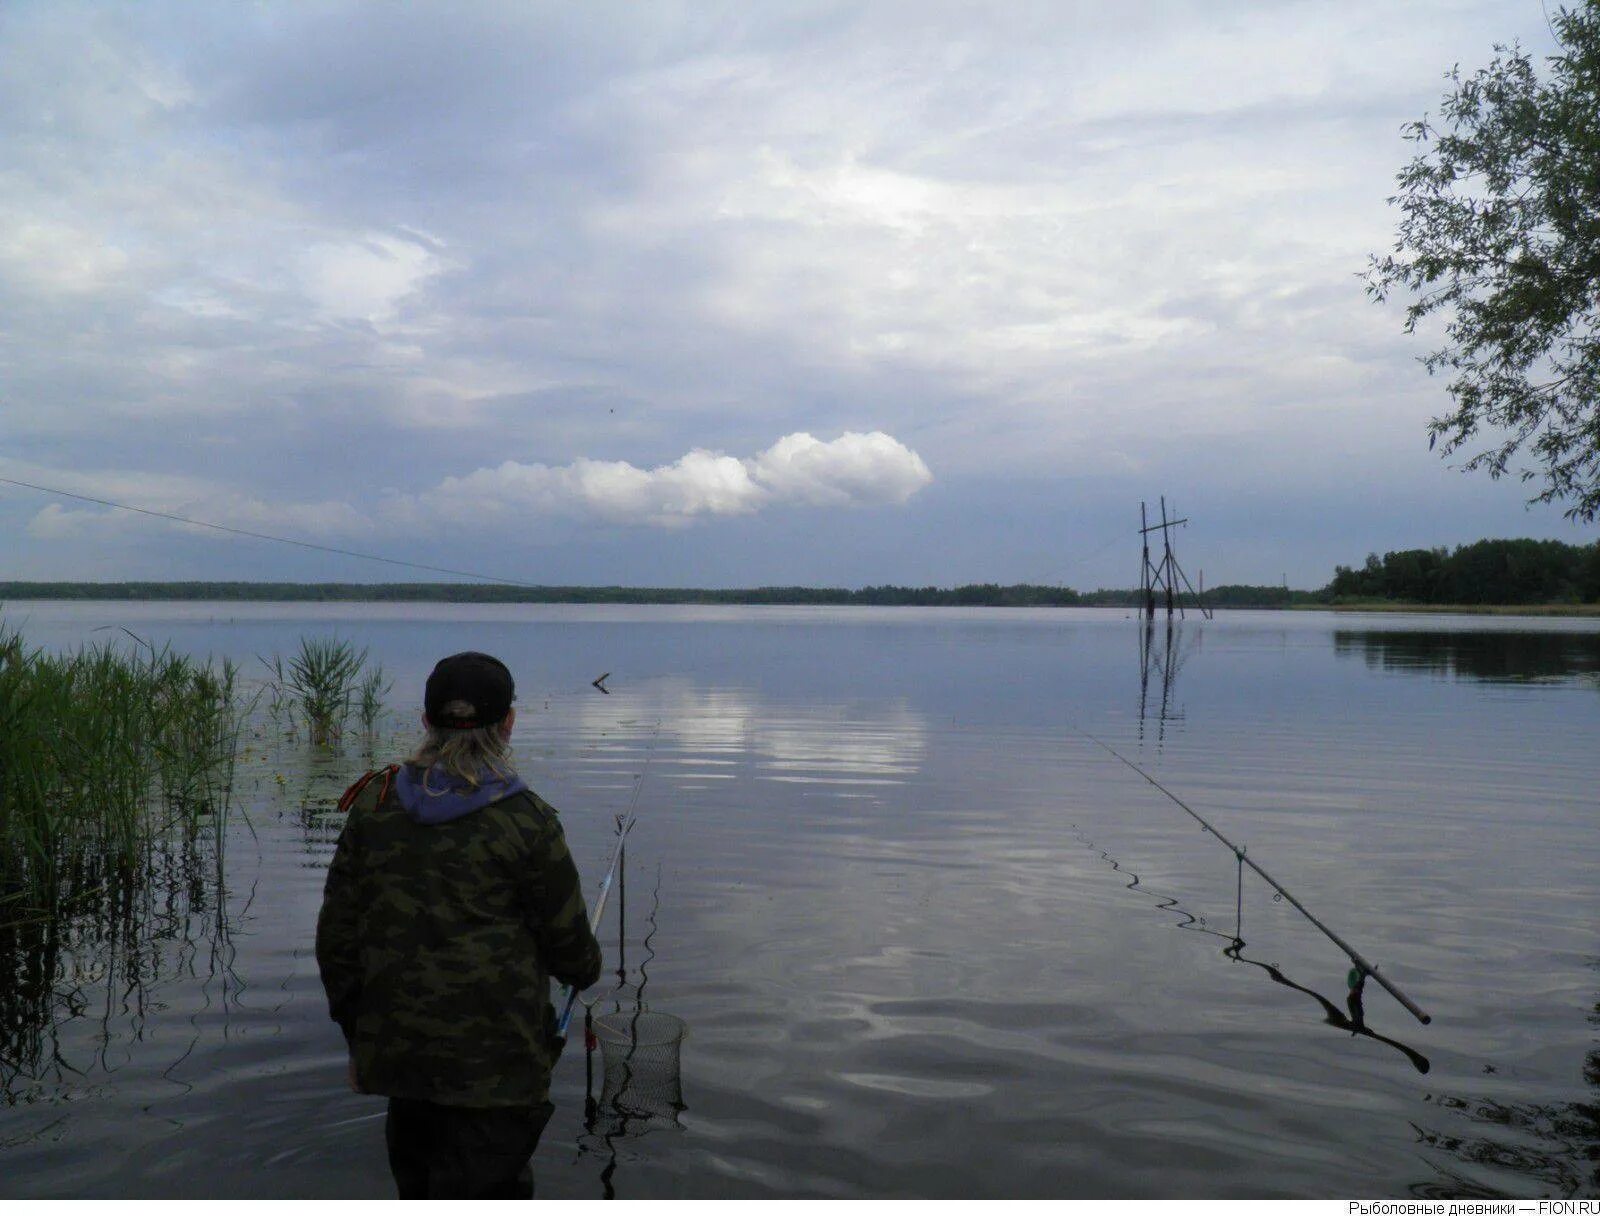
[2,603,1597,1199]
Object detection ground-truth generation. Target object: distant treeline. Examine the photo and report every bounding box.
[1328,538,1600,605]
[5,539,1596,607]
[0,579,1299,607]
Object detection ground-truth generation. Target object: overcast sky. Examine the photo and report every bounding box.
[1,0,1591,590]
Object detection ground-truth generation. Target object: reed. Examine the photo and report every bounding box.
[0,628,396,1089]
[0,628,392,925]
[260,636,386,744]
[357,664,393,733]
[0,626,245,927]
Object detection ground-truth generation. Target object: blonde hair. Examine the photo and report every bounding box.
[406,698,515,789]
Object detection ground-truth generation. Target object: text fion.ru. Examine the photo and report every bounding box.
[1349,1204,1600,1216]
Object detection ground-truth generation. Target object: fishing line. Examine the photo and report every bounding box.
[6,471,652,735]
[1074,824,1431,1071]
[1073,725,1432,1026]
[555,718,663,1042]
[6,475,689,1057]
[6,472,1120,597]
[1057,528,1128,574]
[0,474,553,589]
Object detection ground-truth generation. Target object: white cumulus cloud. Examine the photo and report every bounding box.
[749,431,932,508]
[409,430,932,528]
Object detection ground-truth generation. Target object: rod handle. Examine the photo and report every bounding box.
[554,985,580,1041]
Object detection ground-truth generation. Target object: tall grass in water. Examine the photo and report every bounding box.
[0,626,248,1090]
[0,629,394,1090]
[0,627,245,919]
[261,636,388,743]
[357,665,393,734]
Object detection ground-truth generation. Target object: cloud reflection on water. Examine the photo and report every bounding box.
[542,679,929,792]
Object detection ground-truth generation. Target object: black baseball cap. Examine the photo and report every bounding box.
[424,652,515,729]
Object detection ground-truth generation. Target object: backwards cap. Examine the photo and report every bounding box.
[424,651,515,730]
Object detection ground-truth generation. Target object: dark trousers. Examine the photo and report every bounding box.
[385,1097,556,1200]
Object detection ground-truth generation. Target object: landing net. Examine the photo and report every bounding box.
[587,1009,686,1136]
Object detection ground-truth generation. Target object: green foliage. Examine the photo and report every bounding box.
[1327,538,1600,604]
[0,625,245,924]
[1580,541,1600,599]
[357,664,393,734]
[261,637,384,744]
[1193,584,1323,608]
[1368,5,1600,520]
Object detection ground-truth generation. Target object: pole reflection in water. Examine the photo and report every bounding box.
[576,849,686,1200]
[1137,618,1194,749]
[1070,825,1431,1076]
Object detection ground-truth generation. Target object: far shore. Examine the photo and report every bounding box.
[1301,601,1600,617]
[2,581,1599,616]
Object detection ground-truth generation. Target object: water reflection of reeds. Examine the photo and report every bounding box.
[0,629,244,1100]
[0,827,230,1104]
[0,626,392,1108]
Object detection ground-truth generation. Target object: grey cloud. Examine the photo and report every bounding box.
[0,1,1580,586]
[7,430,931,546]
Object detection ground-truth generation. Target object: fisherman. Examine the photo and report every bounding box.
[316,651,602,1200]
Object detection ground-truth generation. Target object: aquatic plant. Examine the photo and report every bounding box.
[260,637,377,745]
[0,624,257,1093]
[0,626,395,1092]
[0,625,245,927]
[357,663,393,734]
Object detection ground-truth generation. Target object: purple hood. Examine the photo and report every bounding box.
[393,763,528,825]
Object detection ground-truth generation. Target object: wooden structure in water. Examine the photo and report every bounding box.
[1139,498,1212,620]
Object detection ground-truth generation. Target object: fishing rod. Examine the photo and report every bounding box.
[1075,727,1432,1026]
[554,815,636,1041]
[554,720,662,1043]
[1070,823,1431,1073]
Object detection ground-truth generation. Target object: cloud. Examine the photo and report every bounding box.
[10,431,930,547]
[23,502,133,541]
[747,431,932,508]
[0,2,1581,585]
[410,431,932,527]
[0,218,131,294]
[298,233,445,325]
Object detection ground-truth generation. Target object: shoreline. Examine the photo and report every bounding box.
[3,585,1599,616]
[1299,601,1600,617]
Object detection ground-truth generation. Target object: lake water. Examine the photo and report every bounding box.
[1,602,1597,1199]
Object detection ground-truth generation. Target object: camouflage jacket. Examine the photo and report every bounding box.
[315,765,603,1107]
